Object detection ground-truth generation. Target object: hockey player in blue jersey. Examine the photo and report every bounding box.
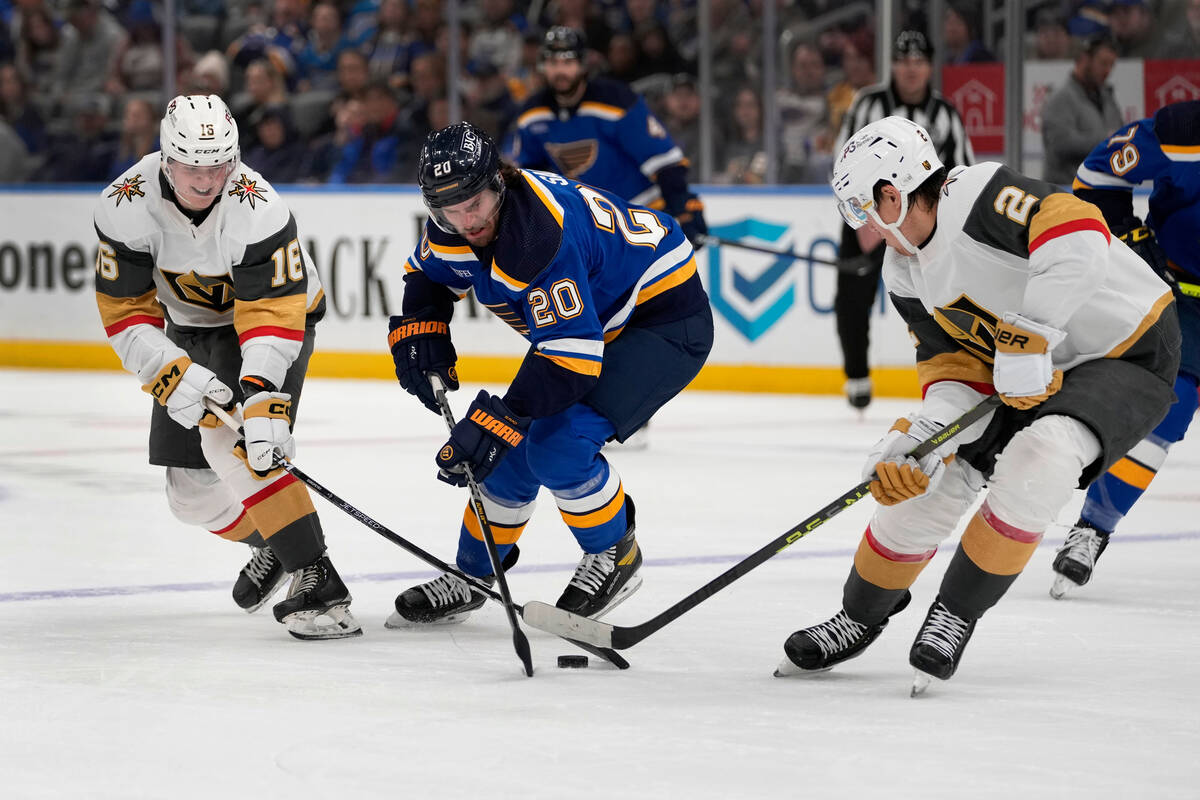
[513,26,708,249]
[383,122,713,626]
[1052,99,1200,597]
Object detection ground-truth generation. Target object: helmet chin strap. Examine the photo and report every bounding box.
[867,192,920,255]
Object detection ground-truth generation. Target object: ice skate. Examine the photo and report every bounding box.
[845,377,872,411]
[386,572,491,628]
[1050,524,1110,599]
[775,591,911,677]
[231,545,287,613]
[909,596,976,695]
[271,554,362,640]
[556,497,642,619]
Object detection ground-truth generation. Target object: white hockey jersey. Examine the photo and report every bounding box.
[884,161,1174,392]
[93,153,324,391]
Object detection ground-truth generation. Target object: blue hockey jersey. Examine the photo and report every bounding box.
[402,168,709,419]
[513,77,690,214]
[1073,100,1200,278]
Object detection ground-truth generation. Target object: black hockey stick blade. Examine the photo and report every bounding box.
[699,235,873,275]
[521,394,1003,650]
[203,400,627,670]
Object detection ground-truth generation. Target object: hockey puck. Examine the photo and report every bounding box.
[557,654,589,668]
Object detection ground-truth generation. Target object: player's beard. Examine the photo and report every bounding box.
[551,72,586,101]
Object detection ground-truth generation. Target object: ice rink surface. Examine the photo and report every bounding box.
[1,368,1197,799]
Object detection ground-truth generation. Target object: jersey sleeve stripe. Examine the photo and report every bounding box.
[1106,290,1174,358]
[491,262,529,291]
[1028,193,1111,253]
[636,254,696,304]
[578,101,625,120]
[307,288,325,314]
[915,352,994,392]
[535,350,604,377]
[517,107,553,128]
[640,147,685,178]
[1160,143,1200,161]
[536,336,605,359]
[234,294,306,343]
[519,170,565,228]
[97,289,165,335]
[1073,164,1138,190]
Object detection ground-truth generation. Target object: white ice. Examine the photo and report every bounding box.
[1,369,1197,798]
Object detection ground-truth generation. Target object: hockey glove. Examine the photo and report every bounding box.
[993,313,1066,410]
[235,389,296,478]
[863,416,954,506]
[388,310,458,414]
[1118,223,1173,286]
[676,196,708,250]
[142,357,234,429]
[435,391,530,487]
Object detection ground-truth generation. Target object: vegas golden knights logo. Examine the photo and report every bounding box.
[161,269,236,312]
[544,140,599,178]
[932,294,999,363]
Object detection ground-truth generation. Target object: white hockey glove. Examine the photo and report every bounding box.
[237,391,296,478]
[142,357,234,429]
[993,313,1066,410]
[862,416,955,506]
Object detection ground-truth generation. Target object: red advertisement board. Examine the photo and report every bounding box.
[942,63,1006,154]
[1143,60,1200,114]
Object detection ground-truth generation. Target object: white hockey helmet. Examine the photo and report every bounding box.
[159,94,239,168]
[831,116,942,250]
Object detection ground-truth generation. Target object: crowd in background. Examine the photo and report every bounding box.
[1,0,1197,185]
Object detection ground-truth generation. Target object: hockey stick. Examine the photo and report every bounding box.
[699,235,874,276]
[204,399,629,670]
[427,374,535,677]
[522,394,1003,649]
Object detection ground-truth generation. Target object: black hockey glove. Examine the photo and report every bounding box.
[1117,219,1173,286]
[388,310,458,414]
[676,195,709,250]
[435,391,530,486]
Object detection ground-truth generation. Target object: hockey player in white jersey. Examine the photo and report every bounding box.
[92,95,360,640]
[777,116,1179,692]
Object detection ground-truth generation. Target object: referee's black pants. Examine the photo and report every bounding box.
[834,223,885,381]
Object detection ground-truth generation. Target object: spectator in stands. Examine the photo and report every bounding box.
[185,49,229,96]
[629,20,687,83]
[550,0,612,57]
[469,0,525,75]
[301,96,365,182]
[777,40,832,183]
[942,2,996,63]
[710,0,756,96]
[662,73,718,170]
[38,94,115,182]
[106,0,194,96]
[408,50,445,108]
[409,0,443,57]
[15,3,60,99]
[363,0,413,88]
[715,85,768,185]
[328,80,407,183]
[464,58,517,145]
[1041,34,1121,185]
[1032,9,1072,60]
[505,26,545,104]
[606,32,638,83]
[233,57,289,150]
[1108,0,1157,57]
[0,116,29,181]
[266,0,309,69]
[297,1,348,92]
[827,36,875,138]
[109,96,157,175]
[245,104,305,183]
[0,61,45,155]
[336,48,370,102]
[53,0,126,114]
[1162,0,1200,58]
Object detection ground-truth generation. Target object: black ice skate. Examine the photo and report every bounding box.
[909,596,977,695]
[385,546,520,628]
[271,554,362,640]
[1050,523,1110,599]
[556,497,642,619]
[775,591,911,676]
[232,545,287,613]
[845,377,872,411]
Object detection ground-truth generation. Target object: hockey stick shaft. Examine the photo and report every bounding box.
[522,394,1003,650]
[428,375,535,677]
[699,235,871,275]
[203,399,627,669]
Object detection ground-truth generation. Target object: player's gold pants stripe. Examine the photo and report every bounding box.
[1108,457,1156,490]
[244,474,317,538]
[560,487,626,529]
[853,530,934,590]
[211,509,257,542]
[1107,291,1174,358]
[463,506,526,545]
[960,503,1041,576]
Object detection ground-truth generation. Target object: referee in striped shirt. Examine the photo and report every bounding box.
[833,29,974,410]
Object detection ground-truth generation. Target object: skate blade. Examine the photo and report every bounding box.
[283,604,363,640]
[238,575,289,615]
[1049,573,1079,600]
[910,669,933,697]
[773,656,832,678]
[590,574,644,621]
[383,610,473,629]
